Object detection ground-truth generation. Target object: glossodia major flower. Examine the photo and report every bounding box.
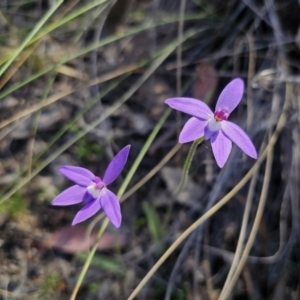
[52,145,131,228]
[165,78,257,168]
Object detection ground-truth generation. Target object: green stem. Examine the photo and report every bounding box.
[163,137,204,229]
[30,0,108,46]
[69,109,171,300]
[175,137,203,195]
[0,0,64,77]
[69,219,109,300]
[67,28,200,300]
[0,19,205,100]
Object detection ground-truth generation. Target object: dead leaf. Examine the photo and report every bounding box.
[193,62,218,102]
[41,226,127,253]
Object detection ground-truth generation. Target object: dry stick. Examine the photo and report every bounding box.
[0,63,140,130]
[169,156,232,300]
[0,0,81,89]
[274,183,291,260]
[0,0,64,77]
[219,33,258,293]
[218,154,260,298]
[0,41,40,89]
[0,76,127,199]
[68,32,200,297]
[87,1,115,161]
[70,108,172,300]
[0,288,37,299]
[0,12,205,100]
[126,97,288,300]
[218,83,291,300]
[176,0,186,96]
[127,159,259,300]
[70,29,200,295]
[202,192,292,267]
[121,143,182,202]
[0,31,199,209]
[55,0,80,20]
[246,32,256,131]
[242,264,254,298]
[219,134,274,300]
[26,76,56,177]
[220,72,282,296]
[175,0,186,137]
[165,0,188,239]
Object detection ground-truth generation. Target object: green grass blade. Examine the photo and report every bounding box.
[143,202,163,243]
[0,14,207,100]
[0,0,64,77]
[29,0,109,45]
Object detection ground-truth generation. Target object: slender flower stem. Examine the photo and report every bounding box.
[69,109,171,300]
[68,29,201,300]
[69,219,109,300]
[126,97,288,300]
[163,137,204,228]
[175,137,204,195]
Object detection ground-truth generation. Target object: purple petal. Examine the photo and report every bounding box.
[72,199,101,225]
[211,131,232,168]
[52,185,86,206]
[179,117,207,143]
[221,121,257,159]
[103,145,130,185]
[204,125,219,140]
[165,98,213,120]
[100,189,122,228]
[215,78,244,114]
[59,166,95,187]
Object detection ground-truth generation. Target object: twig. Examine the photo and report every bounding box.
[175,0,186,136]
[218,81,291,300]
[126,83,289,300]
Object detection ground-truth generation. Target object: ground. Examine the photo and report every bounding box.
[0,0,300,299]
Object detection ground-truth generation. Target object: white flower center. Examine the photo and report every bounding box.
[87,184,102,199]
[207,118,222,132]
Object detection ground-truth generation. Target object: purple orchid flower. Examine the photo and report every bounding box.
[52,145,131,228]
[165,78,257,168]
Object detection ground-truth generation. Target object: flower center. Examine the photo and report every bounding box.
[207,118,221,132]
[87,176,105,199]
[214,108,228,122]
[206,108,229,134]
